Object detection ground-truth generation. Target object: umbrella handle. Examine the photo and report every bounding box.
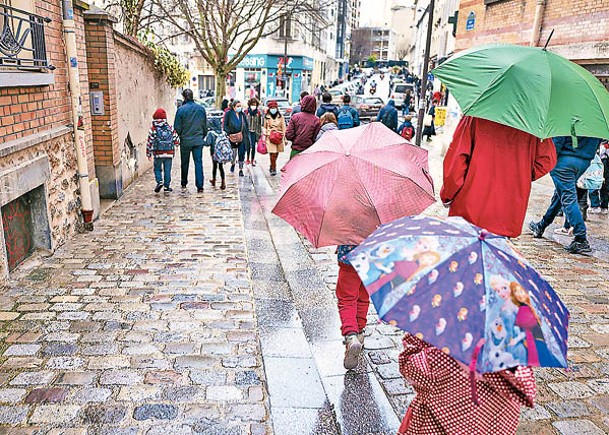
[469,338,485,406]
[571,118,580,149]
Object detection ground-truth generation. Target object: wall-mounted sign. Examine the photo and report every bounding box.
[466,12,476,31]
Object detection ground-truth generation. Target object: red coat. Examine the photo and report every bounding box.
[398,334,536,435]
[440,117,556,238]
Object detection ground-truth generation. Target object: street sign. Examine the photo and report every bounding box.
[427,73,434,82]
[466,12,476,31]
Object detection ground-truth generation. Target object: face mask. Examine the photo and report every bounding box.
[236,107,242,113]
[270,108,278,115]
[250,105,257,111]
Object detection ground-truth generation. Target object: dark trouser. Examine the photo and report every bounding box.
[270,153,278,171]
[212,161,225,181]
[180,146,203,189]
[231,142,246,170]
[247,132,258,161]
[539,156,591,240]
[590,158,609,209]
[153,157,172,187]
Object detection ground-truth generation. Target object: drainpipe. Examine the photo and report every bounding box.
[61,0,94,228]
[530,0,546,47]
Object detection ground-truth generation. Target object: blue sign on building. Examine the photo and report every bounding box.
[466,12,476,31]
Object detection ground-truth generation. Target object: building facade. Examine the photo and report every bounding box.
[455,0,609,90]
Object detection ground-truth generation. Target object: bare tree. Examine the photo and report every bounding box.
[150,0,331,106]
[103,0,150,36]
[350,28,373,66]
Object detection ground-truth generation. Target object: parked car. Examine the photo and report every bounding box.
[263,98,292,123]
[390,82,416,109]
[352,96,385,120]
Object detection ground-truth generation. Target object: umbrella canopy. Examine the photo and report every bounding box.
[348,216,569,373]
[432,44,609,139]
[272,123,435,248]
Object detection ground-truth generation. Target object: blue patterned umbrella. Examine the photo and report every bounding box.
[348,216,569,373]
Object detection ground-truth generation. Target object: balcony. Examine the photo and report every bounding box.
[1,4,53,70]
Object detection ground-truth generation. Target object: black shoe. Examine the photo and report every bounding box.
[239,170,244,177]
[528,221,544,238]
[565,239,592,255]
[270,169,277,176]
[181,185,187,191]
[154,183,163,193]
[164,187,173,192]
[197,188,204,193]
[230,164,235,173]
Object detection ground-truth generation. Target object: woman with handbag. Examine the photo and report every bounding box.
[263,100,286,176]
[223,99,250,177]
[422,101,436,142]
[245,98,263,167]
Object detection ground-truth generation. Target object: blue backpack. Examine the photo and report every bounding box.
[154,124,175,151]
[337,107,355,129]
[213,133,233,164]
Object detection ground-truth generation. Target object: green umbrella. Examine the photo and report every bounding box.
[432,44,609,140]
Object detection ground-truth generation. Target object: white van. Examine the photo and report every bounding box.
[390,83,415,110]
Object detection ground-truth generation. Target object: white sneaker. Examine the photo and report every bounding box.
[553,227,573,236]
[601,208,609,215]
[589,207,602,214]
[343,334,362,370]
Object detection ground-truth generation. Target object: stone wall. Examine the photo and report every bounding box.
[456,0,609,62]
[113,33,176,187]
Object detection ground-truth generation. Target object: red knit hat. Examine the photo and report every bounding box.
[267,100,278,108]
[153,108,167,119]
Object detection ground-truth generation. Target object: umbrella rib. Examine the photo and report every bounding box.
[348,154,383,228]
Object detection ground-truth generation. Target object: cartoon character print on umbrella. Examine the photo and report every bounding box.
[382,244,487,364]
[480,239,568,371]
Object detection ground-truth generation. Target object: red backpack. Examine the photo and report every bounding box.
[401,125,414,141]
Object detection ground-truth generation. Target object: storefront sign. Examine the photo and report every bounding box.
[238,55,267,68]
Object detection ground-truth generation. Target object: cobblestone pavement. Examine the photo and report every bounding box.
[0,163,271,434]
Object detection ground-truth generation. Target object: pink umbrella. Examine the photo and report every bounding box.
[272,122,435,247]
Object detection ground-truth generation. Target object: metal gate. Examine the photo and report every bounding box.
[1,194,34,271]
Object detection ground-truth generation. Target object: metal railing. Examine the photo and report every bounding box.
[0,4,53,69]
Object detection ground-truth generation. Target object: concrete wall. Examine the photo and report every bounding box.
[113,33,176,188]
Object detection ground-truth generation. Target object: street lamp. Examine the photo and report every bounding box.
[415,0,435,147]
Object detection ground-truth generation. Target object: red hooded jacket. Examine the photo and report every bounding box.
[286,95,321,151]
[440,117,556,238]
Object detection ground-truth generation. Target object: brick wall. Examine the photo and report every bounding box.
[456,0,609,60]
[0,1,70,142]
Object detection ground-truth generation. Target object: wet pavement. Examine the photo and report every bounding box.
[1,130,609,434]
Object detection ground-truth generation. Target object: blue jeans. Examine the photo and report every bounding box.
[180,146,204,189]
[540,156,591,240]
[248,132,258,161]
[153,157,172,187]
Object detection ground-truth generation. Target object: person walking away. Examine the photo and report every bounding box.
[589,140,609,215]
[146,108,180,193]
[403,91,412,116]
[441,116,556,239]
[245,98,263,167]
[376,99,398,132]
[263,100,286,176]
[316,92,339,118]
[397,334,536,435]
[336,245,369,370]
[286,95,321,159]
[337,94,360,130]
[422,101,436,142]
[397,115,416,142]
[174,89,207,193]
[314,85,321,101]
[529,135,603,254]
[224,100,250,177]
[292,91,309,115]
[316,112,338,141]
[204,118,230,190]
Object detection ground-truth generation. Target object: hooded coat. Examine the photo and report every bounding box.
[376,100,398,132]
[440,116,557,238]
[286,95,321,152]
[398,334,536,435]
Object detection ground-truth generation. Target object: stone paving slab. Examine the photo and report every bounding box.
[0,162,271,434]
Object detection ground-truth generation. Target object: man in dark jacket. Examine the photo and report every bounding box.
[174,89,207,192]
[376,99,398,132]
[316,92,339,118]
[337,94,360,129]
[529,136,603,254]
[286,95,321,159]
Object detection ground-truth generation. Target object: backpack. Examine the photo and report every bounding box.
[213,133,233,164]
[154,124,175,151]
[577,154,604,190]
[400,125,414,141]
[337,107,355,130]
